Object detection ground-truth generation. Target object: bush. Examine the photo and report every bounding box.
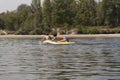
[77,25,87,34]
[87,28,100,34]
[77,26,100,34]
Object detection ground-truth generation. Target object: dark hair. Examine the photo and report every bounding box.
[53,33,57,37]
[45,33,49,35]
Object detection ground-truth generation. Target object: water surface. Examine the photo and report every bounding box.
[0,38,120,80]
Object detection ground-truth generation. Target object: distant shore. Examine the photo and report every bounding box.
[0,34,120,39]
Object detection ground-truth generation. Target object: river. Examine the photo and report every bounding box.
[0,38,120,80]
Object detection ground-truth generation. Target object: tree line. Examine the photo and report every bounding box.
[0,0,120,34]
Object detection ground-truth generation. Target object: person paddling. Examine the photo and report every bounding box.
[52,33,69,42]
[42,33,52,41]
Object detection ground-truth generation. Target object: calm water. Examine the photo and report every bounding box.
[0,38,120,80]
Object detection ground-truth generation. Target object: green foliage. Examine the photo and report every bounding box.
[77,26,99,34]
[42,0,52,32]
[77,25,87,34]
[0,18,5,29]
[0,0,120,34]
[31,0,41,12]
[75,0,97,26]
[51,0,76,28]
[101,0,120,27]
[87,28,99,34]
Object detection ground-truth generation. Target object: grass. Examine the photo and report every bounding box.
[77,26,120,34]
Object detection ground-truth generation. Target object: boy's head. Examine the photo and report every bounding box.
[53,33,57,37]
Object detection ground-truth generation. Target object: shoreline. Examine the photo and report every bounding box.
[0,34,120,38]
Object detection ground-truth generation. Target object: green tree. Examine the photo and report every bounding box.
[0,18,5,29]
[17,4,31,31]
[17,4,29,12]
[96,0,103,26]
[20,14,34,34]
[31,0,41,13]
[76,0,97,26]
[42,0,52,32]
[31,0,43,34]
[3,12,17,30]
[51,0,76,28]
[101,0,120,27]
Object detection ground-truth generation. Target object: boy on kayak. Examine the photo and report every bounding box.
[52,33,69,42]
[42,33,52,41]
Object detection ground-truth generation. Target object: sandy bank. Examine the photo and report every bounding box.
[63,34,120,38]
[0,34,120,38]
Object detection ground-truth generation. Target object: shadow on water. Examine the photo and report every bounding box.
[0,38,120,80]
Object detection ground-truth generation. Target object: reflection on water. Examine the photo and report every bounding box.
[0,38,120,80]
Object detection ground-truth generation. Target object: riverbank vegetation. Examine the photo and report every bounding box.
[0,0,120,35]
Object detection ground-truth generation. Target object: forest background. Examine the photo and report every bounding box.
[0,0,120,35]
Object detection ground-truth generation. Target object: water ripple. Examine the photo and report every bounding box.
[0,38,120,80]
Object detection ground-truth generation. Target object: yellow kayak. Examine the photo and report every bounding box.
[43,40,75,45]
[56,41,75,45]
